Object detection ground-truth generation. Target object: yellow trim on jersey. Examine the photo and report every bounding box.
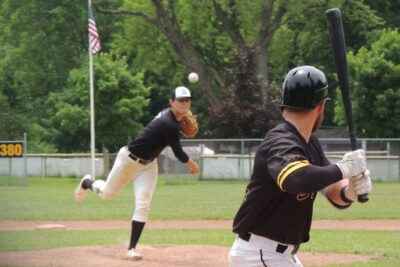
[277,160,310,191]
[277,161,306,184]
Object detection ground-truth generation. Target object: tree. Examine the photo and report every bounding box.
[286,0,383,126]
[45,53,151,152]
[95,0,386,135]
[364,0,400,29]
[334,29,400,137]
[0,0,392,149]
[207,45,281,137]
[0,0,124,151]
[94,0,331,107]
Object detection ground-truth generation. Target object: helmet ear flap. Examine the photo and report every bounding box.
[282,66,329,110]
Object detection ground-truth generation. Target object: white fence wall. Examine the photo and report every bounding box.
[200,155,399,181]
[1,138,399,181]
[0,156,105,178]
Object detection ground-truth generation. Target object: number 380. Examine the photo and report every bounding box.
[0,143,23,157]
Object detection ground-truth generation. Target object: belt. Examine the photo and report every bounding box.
[238,233,299,255]
[128,153,153,165]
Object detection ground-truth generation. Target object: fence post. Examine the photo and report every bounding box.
[103,148,110,178]
[44,157,47,177]
[41,157,45,177]
[199,144,204,180]
[362,139,367,150]
[164,149,169,184]
[23,132,28,186]
[8,158,11,176]
[240,140,244,182]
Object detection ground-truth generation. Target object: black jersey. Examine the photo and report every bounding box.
[232,120,341,245]
[128,108,189,163]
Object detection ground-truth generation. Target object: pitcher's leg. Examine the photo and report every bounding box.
[126,160,158,258]
[132,160,158,222]
[93,146,141,200]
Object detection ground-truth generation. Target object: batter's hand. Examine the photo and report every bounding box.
[336,149,366,179]
[344,176,359,202]
[345,169,372,202]
[354,169,372,195]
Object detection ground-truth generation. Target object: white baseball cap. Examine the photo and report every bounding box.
[172,86,191,100]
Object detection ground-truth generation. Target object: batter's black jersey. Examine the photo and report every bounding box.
[233,120,337,245]
[128,108,189,163]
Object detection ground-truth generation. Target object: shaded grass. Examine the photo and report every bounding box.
[0,176,245,220]
[0,176,399,221]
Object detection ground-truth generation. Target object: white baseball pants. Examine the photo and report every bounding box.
[92,146,158,222]
[228,233,303,267]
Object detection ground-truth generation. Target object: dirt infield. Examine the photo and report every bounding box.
[0,219,394,266]
[1,219,399,231]
[0,245,375,267]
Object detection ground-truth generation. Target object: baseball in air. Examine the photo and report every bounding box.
[188,72,199,83]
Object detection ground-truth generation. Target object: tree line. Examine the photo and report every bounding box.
[0,0,399,153]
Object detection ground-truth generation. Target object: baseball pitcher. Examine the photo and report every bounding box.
[75,86,199,260]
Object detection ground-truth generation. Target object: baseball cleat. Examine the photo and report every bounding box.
[125,248,143,261]
[74,175,92,202]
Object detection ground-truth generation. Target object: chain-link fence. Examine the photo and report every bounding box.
[176,138,400,182]
[1,139,399,182]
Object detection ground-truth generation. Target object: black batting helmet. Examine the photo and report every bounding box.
[282,66,329,110]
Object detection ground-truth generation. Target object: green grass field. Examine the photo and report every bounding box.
[0,176,399,266]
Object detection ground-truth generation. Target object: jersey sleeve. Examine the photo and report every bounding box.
[265,140,310,191]
[164,125,189,163]
[265,137,342,194]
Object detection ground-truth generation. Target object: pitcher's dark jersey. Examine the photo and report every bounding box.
[233,120,342,244]
[128,108,189,163]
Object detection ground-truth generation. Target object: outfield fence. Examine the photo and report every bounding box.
[0,138,399,182]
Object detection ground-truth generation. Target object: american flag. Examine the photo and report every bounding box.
[88,7,101,54]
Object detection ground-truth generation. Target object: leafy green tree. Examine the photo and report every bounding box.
[95,0,385,136]
[0,91,25,138]
[0,0,395,147]
[364,0,400,29]
[94,0,333,106]
[45,53,151,152]
[334,29,400,137]
[288,0,383,126]
[0,0,123,150]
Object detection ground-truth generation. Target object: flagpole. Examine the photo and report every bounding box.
[88,0,95,180]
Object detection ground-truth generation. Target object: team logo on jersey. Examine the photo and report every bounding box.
[296,192,316,201]
[283,154,306,162]
[153,109,169,120]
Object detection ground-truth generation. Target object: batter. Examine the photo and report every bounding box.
[74,86,198,260]
[228,66,372,267]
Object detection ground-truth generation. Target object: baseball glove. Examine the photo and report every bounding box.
[180,112,198,138]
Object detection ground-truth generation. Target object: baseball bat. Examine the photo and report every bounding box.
[326,8,368,203]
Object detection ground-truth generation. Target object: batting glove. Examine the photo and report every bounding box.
[344,169,372,202]
[353,169,372,195]
[336,149,366,179]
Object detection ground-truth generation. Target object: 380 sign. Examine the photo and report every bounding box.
[0,142,24,157]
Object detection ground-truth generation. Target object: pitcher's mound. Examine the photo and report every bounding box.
[35,223,66,230]
[0,244,374,267]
